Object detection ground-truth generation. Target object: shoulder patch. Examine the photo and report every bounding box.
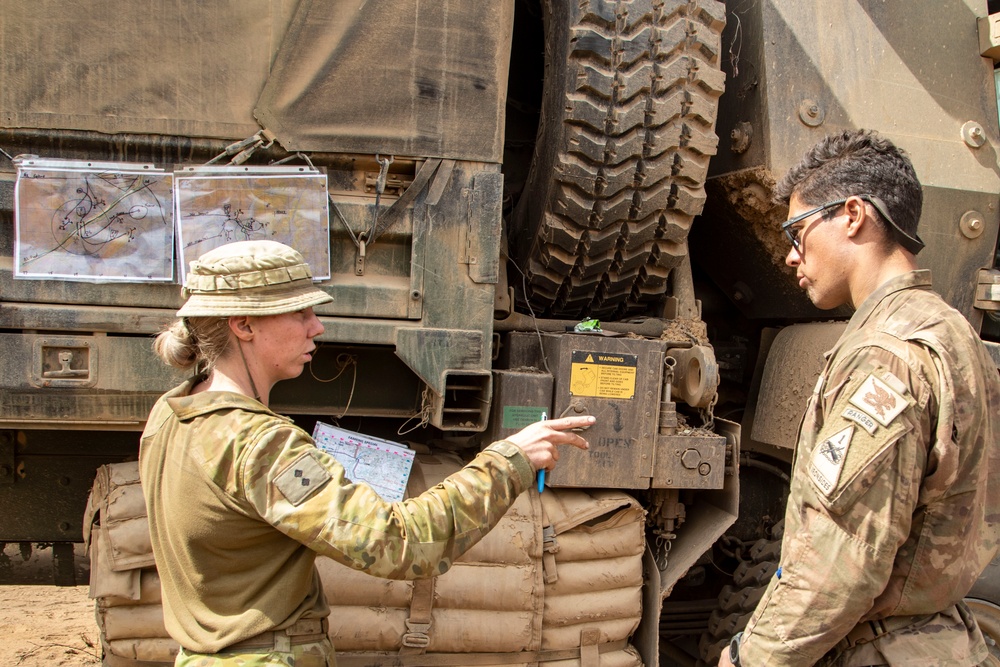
[807,367,915,512]
[275,450,332,506]
[848,373,907,426]
[808,425,854,495]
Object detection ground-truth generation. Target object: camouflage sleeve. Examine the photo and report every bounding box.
[739,343,933,665]
[239,425,534,579]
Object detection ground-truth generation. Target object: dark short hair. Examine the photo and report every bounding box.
[775,129,922,245]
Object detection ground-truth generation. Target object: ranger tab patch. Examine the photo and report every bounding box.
[842,406,878,435]
[275,450,332,506]
[809,425,854,495]
[848,373,907,427]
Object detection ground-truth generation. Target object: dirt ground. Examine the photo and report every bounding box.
[0,585,101,666]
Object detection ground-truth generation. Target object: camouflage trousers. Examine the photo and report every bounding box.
[820,603,991,666]
[175,638,336,667]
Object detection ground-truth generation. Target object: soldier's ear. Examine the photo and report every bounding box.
[844,196,868,239]
[229,316,255,341]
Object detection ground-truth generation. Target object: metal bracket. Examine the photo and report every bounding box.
[355,237,367,276]
[364,171,410,197]
[980,14,1000,62]
[651,433,727,489]
[976,269,1000,311]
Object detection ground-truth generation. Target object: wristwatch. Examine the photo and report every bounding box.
[729,631,743,666]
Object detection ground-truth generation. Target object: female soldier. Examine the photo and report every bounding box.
[140,240,594,667]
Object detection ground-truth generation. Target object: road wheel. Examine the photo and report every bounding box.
[696,520,784,665]
[510,0,725,320]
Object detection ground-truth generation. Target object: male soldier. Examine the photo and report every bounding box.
[721,130,1000,666]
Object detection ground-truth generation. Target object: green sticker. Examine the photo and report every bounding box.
[503,405,547,429]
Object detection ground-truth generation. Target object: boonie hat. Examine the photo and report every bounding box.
[176,240,333,318]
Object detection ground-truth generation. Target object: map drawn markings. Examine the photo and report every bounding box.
[174,168,331,282]
[14,160,174,281]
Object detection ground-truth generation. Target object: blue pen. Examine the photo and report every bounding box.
[537,411,547,493]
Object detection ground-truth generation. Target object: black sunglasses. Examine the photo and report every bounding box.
[780,194,925,255]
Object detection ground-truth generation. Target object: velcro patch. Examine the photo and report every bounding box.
[275,451,332,506]
[848,373,907,426]
[809,425,854,495]
[808,368,914,511]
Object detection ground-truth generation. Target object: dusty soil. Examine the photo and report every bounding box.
[0,585,101,666]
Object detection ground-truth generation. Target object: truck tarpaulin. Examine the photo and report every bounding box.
[254,0,514,163]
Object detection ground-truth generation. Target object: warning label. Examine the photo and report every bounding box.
[569,350,638,399]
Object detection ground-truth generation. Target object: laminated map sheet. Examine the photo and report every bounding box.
[174,166,331,282]
[14,158,174,282]
[312,422,415,502]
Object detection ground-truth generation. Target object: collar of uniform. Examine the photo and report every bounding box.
[164,378,293,424]
[844,269,932,337]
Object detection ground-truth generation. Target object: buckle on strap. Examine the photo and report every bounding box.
[401,621,431,648]
[542,525,560,553]
[542,525,561,585]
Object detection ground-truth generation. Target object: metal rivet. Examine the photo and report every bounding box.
[960,210,987,239]
[798,99,825,127]
[962,121,987,148]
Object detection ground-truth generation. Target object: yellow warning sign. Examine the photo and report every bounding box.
[569,350,637,399]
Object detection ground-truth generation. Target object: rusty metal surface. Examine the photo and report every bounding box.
[698,0,1000,325]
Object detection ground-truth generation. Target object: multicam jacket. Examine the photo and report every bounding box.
[740,270,1000,666]
[139,383,534,654]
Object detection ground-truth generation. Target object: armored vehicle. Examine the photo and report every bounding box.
[1,1,998,665]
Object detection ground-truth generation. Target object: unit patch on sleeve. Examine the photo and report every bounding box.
[275,450,332,506]
[807,367,915,511]
[809,425,854,495]
[848,373,907,426]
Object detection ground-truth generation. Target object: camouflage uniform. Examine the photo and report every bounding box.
[139,381,533,666]
[740,270,1000,666]
[175,639,333,667]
